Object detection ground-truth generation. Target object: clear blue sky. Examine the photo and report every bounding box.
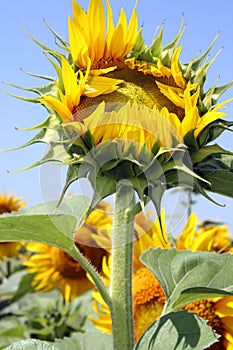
[0,0,233,234]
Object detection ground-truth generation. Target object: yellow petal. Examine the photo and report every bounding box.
[124,6,138,56]
[171,46,186,89]
[105,0,115,57]
[86,75,123,96]
[88,0,105,61]
[39,95,72,121]
[68,17,89,68]
[110,9,127,58]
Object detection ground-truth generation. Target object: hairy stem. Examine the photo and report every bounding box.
[110,182,135,350]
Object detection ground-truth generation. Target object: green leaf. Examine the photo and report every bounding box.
[140,248,233,313]
[134,310,219,350]
[4,339,53,350]
[53,331,113,350]
[0,316,26,349]
[11,272,36,303]
[0,195,90,250]
[0,271,26,297]
[4,331,113,350]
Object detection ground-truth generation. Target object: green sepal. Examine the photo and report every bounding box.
[87,171,117,215]
[191,144,233,164]
[182,33,219,92]
[195,153,233,198]
[16,115,60,131]
[57,164,82,207]
[2,80,58,101]
[44,54,63,91]
[192,177,226,207]
[130,17,185,67]
[0,127,59,153]
[184,119,233,150]
[8,142,69,174]
[136,24,164,63]
[198,120,233,148]
[161,17,185,67]
[43,18,69,49]
[23,29,63,64]
[201,80,233,113]
[19,68,54,82]
[128,28,147,59]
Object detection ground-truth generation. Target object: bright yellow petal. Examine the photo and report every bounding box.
[181,106,200,137]
[176,213,197,250]
[215,297,233,317]
[124,6,138,56]
[85,75,123,96]
[61,57,78,98]
[68,17,89,68]
[191,228,217,251]
[39,95,72,121]
[72,0,91,46]
[105,0,115,57]
[88,0,105,61]
[109,9,127,58]
[171,46,186,89]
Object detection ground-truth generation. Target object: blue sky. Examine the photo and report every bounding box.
[0,0,233,233]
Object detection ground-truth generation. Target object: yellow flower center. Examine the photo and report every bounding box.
[74,66,184,122]
[185,300,225,350]
[133,267,165,340]
[133,267,165,306]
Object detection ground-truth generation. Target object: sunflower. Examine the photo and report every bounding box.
[90,212,233,348]
[37,0,232,145]
[0,193,26,259]
[23,201,112,303]
[176,212,233,253]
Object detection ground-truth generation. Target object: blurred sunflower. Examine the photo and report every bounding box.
[23,201,112,303]
[89,211,233,348]
[0,193,26,259]
[176,212,233,253]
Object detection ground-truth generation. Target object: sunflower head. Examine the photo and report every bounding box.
[24,201,111,303]
[0,193,26,214]
[5,0,233,213]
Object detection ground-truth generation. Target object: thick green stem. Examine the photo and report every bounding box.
[110,182,135,350]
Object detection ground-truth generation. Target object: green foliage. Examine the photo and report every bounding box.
[194,153,233,198]
[135,311,219,350]
[0,317,26,350]
[0,195,89,248]
[4,330,113,350]
[141,248,233,313]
